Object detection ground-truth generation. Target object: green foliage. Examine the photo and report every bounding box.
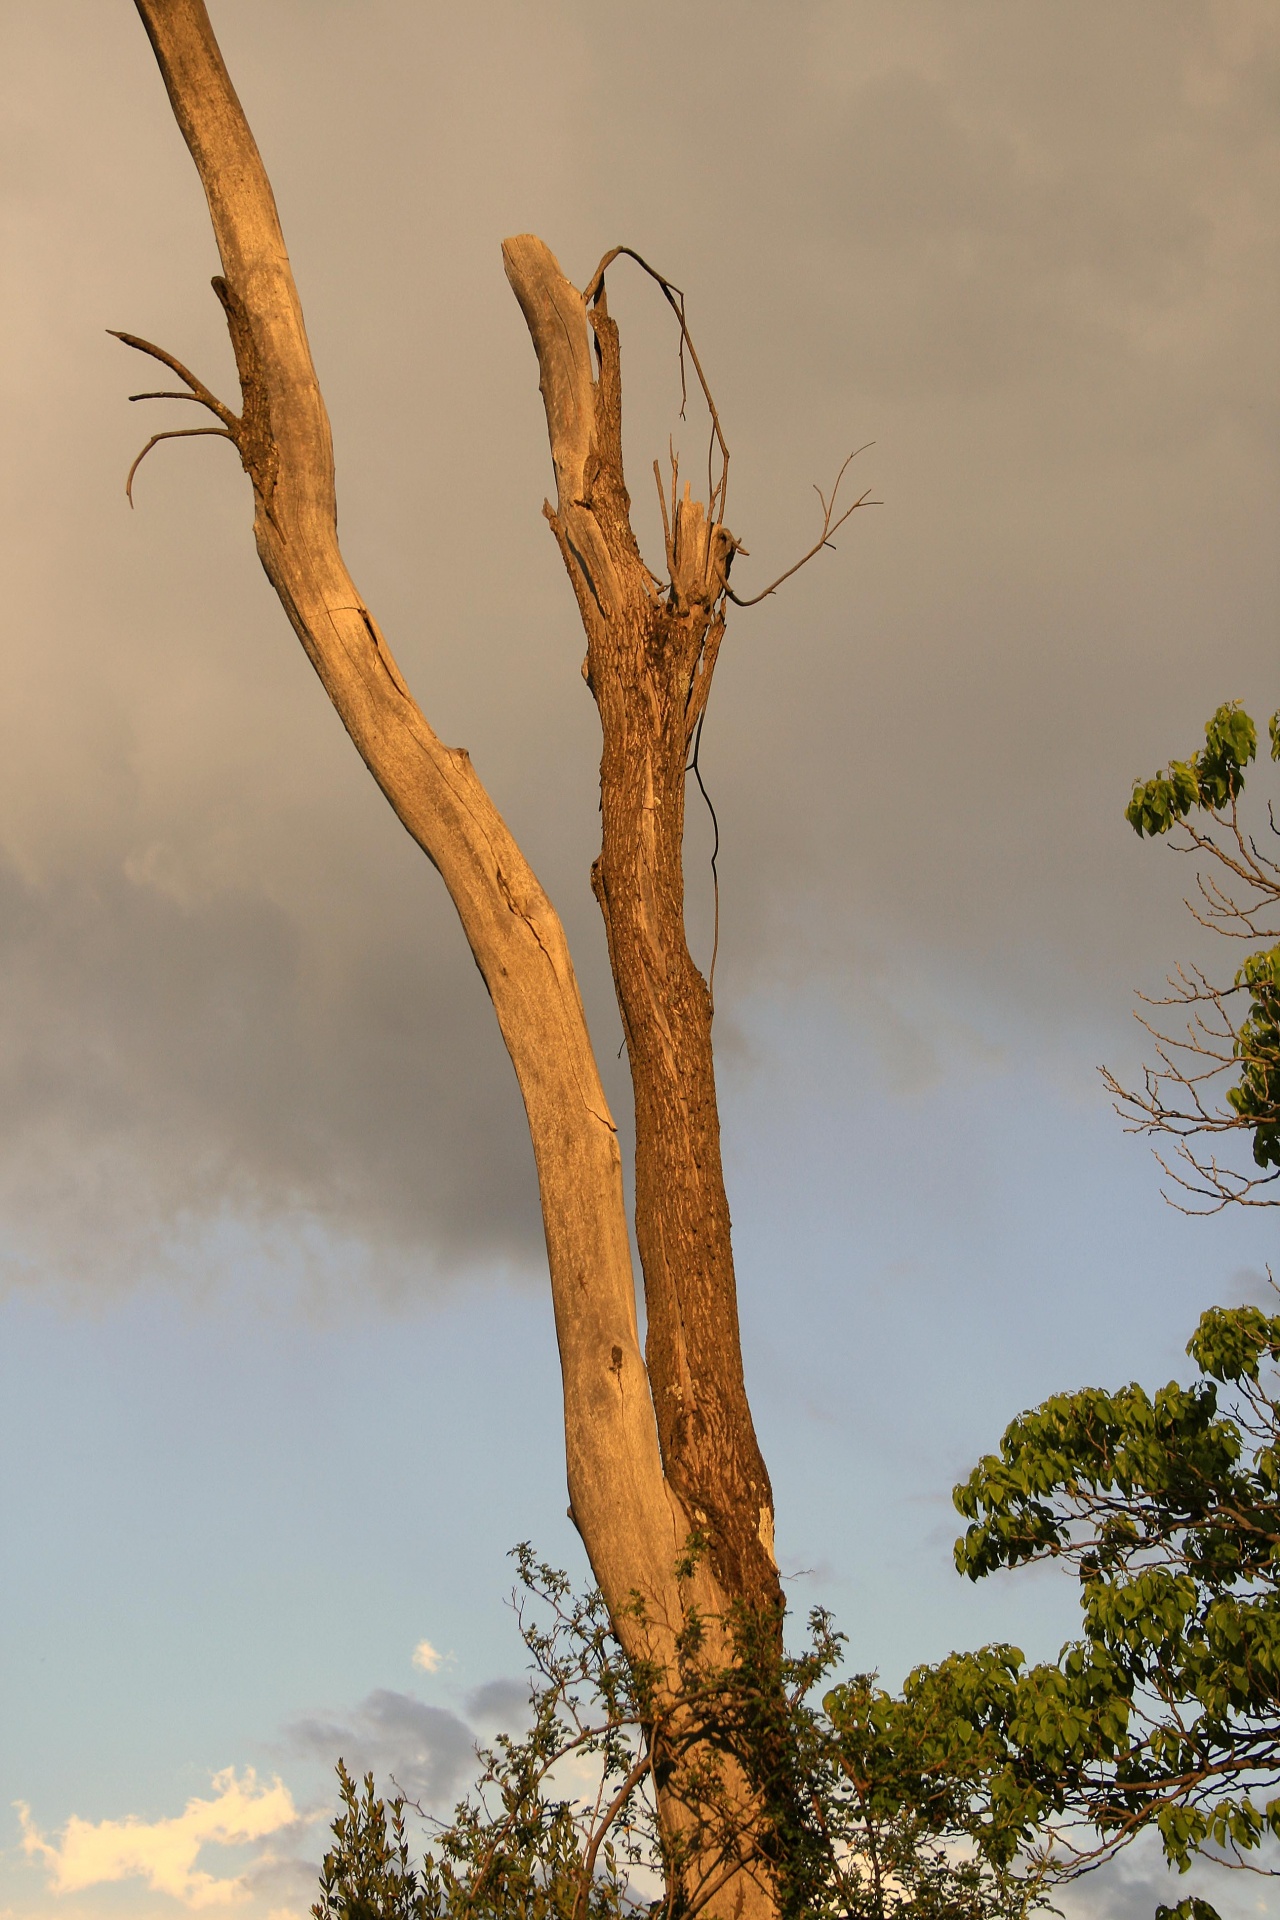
[908,1301,1280,1894]
[817,1664,1050,1918]
[313,1554,655,1920]
[1225,946,1280,1168]
[1109,698,1280,1207]
[1125,703,1261,837]
[312,1549,1048,1920]
[314,1765,431,1920]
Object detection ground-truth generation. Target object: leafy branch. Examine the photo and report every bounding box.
[312,1547,1047,1920]
[1105,702,1280,1210]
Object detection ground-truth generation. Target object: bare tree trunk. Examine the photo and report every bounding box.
[503,242,780,1621]
[126,4,782,1911]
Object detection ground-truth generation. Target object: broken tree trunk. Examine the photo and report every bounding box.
[503,240,780,1621]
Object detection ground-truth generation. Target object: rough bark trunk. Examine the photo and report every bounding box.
[502,241,780,1620]
[127,5,781,1912]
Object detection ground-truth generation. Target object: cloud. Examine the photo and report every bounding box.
[0,854,547,1299]
[0,0,1274,1297]
[285,1691,478,1809]
[1052,1826,1274,1920]
[411,1639,442,1673]
[17,1768,299,1909]
[464,1677,531,1728]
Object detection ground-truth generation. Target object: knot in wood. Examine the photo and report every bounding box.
[212,276,279,508]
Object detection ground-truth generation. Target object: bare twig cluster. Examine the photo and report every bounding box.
[576,249,875,1020]
[110,336,236,504]
[584,245,878,614]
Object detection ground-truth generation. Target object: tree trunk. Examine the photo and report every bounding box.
[127,4,782,1911]
[502,240,780,1621]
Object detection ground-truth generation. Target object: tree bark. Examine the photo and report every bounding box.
[126,4,781,1912]
[503,241,780,1620]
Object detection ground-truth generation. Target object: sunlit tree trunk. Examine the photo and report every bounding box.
[127,4,782,1909]
[503,240,779,1619]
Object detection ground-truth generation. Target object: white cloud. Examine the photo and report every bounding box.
[17,1768,298,1909]
[411,1639,442,1673]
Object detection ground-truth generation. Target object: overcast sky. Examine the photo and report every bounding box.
[1,4,1277,1917]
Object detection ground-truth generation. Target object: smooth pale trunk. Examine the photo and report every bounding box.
[127,5,781,1912]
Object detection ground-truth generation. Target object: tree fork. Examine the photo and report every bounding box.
[126,0,711,1650]
[125,3,787,1910]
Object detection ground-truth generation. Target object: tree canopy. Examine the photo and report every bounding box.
[1107,701,1280,1208]
[822,707,1280,1915]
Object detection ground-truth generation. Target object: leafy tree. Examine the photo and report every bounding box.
[315,1768,430,1920]
[800,703,1280,1920]
[312,1550,1048,1920]
[821,1296,1280,1920]
[1104,701,1280,1208]
[957,1299,1280,1886]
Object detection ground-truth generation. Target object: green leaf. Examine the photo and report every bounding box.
[1126,703,1257,833]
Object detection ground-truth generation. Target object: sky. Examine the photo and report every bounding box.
[1,2,1278,1916]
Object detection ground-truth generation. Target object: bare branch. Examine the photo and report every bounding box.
[129,0,719,1696]
[654,458,675,583]
[573,1741,656,1920]
[726,447,878,607]
[108,328,240,432]
[124,426,235,505]
[129,388,219,405]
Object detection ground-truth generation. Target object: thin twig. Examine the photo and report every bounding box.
[108,329,240,432]
[124,427,236,505]
[128,389,220,407]
[727,447,878,607]
[585,247,731,528]
[687,711,721,1018]
[573,1742,655,1920]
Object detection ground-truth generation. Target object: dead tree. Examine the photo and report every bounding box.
[119,3,870,1907]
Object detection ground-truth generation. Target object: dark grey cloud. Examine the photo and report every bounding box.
[463,1677,531,1728]
[286,1689,479,1809]
[0,850,545,1290]
[0,1,1274,1291]
[1055,1833,1272,1920]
